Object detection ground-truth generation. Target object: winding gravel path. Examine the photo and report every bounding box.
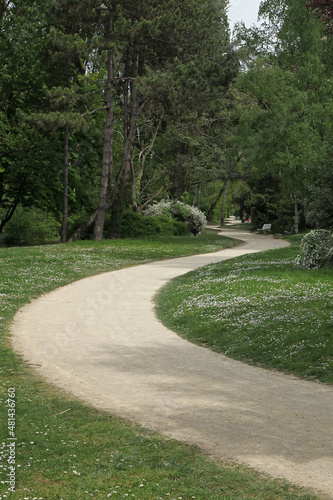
[11,229,333,498]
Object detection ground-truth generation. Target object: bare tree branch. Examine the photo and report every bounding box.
[81,106,107,117]
[140,185,165,210]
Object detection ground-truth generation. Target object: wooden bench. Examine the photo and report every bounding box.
[257,223,271,233]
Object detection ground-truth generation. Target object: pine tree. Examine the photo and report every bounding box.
[0,0,62,234]
[68,0,233,241]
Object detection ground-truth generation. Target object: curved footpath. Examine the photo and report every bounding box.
[11,229,333,498]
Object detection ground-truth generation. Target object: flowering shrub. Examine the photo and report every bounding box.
[144,199,207,235]
[183,206,208,235]
[295,229,333,269]
[143,199,173,218]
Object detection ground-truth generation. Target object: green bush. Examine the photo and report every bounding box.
[119,209,190,238]
[0,206,61,246]
[295,229,333,269]
[143,199,207,235]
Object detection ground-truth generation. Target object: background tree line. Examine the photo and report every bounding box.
[233,0,333,231]
[0,0,332,245]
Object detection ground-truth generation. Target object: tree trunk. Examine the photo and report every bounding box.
[133,115,163,212]
[60,122,70,243]
[220,180,228,226]
[197,183,201,209]
[140,185,165,211]
[0,1,10,23]
[108,125,136,237]
[108,179,128,238]
[131,158,137,212]
[60,63,71,243]
[67,209,98,242]
[206,180,227,222]
[206,155,240,224]
[68,40,148,242]
[109,39,141,238]
[293,193,299,234]
[0,198,19,235]
[94,19,114,242]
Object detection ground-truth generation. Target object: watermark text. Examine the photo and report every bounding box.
[5,388,16,493]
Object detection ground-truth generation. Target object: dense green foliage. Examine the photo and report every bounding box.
[0,206,60,246]
[233,0,333,231]
[1,0,333,242]
[119,209,190,238]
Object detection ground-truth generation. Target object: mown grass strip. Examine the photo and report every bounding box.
[155,236,333,384]
[0,234,320,499]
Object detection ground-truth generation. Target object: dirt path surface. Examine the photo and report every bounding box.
[11,229,333,498]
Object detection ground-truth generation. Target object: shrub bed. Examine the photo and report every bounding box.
[0,206,60,246]
[119,209,190,238]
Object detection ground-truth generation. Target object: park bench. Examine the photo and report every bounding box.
[284,225,295,236]
[257,223,271,233]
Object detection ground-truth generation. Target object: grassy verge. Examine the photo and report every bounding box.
[0,234,321,499]
[156,235,333,384]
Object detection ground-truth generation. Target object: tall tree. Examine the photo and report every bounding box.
[0,0,64,235]
[233,0,333,231]
[69,0,232,241]
[46,0,87,242]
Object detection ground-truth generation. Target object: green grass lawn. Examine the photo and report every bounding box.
[0,233,322,499]
[156,235,333,385]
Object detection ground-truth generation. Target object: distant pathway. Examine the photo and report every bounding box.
[11,229,333,498]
